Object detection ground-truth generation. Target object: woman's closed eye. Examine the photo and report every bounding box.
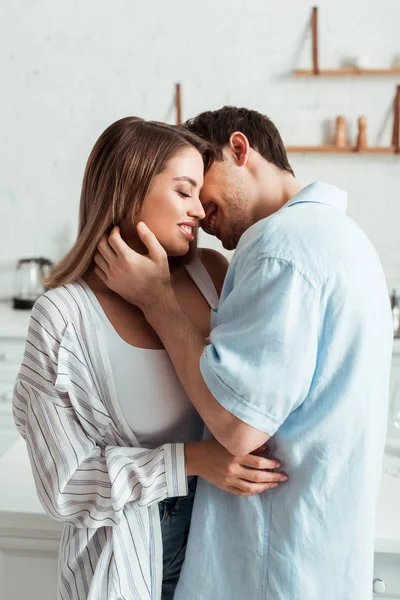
[176,189,191,198]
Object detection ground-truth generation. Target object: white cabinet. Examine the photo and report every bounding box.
[0,440,62,600]
[0,529,60,600]
[387,340,400,441]
[374,341,400,599]
[386,340,400,460]
[0,304,31,457]
[373,553,400,598]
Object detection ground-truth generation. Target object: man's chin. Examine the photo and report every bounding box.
[221,239,236,251]
[218,236,238,250]
[220,231,240,251]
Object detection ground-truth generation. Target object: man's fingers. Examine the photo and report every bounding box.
[108,226,131,257]
[94,251,109,276]
[98,234,118,263]
[94,266,107,283]
[102,223,167,266]
[137,222,167,262]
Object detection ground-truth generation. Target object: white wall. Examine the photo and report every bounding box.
[1,0,400,299]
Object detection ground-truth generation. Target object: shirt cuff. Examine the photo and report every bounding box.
[163,443,188,498]
[200,346,282,437]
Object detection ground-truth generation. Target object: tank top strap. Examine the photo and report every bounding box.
[184,255,219,308]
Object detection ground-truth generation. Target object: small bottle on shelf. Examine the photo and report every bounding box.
[334,116,347,148]
[356,116,368,151]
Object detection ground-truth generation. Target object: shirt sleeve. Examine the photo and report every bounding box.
[200,256,319,436]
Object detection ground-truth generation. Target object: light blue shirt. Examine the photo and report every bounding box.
[174,182,393,600]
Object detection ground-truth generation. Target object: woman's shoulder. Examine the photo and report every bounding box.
[32,280,87,335]
[198,248,229,297]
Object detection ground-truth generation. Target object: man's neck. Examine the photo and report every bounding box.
[252,174,302,224]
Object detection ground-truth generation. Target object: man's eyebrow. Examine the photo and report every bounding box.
[173,176,198,187]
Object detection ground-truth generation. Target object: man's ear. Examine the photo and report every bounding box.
[229,132,250,166]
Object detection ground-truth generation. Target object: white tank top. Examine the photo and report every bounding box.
[84,256,219,448]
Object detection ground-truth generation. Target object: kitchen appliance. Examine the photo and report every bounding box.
[12,258,53,310]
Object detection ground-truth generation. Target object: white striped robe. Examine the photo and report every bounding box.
[13,281,188,600]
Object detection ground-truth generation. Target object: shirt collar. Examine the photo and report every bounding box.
[234,181,348,254]
[285,181,348,214]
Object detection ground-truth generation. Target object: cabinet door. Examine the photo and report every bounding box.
[0,338,24,455]
[373,552,400,597]
[0,534,60,600]
[0,338,26,366]
[0,373,18,450]
[0,429,18,457]
[387,351,400,446]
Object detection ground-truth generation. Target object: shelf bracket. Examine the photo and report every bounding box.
[311,7,320,75]
[175,83,182,126]
[392,85,400,153]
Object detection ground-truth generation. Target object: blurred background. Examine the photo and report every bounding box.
[1,0,400,297]
[1,2,400,597]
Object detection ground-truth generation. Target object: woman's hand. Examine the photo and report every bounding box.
[185,438,287,497]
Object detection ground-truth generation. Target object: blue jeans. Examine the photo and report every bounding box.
[158,476,197,600]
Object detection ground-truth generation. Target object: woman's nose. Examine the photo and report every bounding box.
[189,197,206,220]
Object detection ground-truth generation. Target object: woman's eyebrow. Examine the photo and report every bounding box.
[173,176,198,187]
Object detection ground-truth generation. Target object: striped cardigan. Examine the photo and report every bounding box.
[13,281,188,600]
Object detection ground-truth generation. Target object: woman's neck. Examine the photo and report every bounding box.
[83,260,186,299]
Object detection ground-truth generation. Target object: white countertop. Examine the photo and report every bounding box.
[0,438,399,552]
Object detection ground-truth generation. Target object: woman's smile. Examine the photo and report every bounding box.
[177,222,196,241]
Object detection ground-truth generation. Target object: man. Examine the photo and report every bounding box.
[95,107,393,599]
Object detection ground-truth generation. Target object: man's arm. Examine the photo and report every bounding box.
[146,285,270,456]
[94,225,269,455]
[95,224,319,456]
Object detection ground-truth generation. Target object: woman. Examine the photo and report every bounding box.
[12,117,284,600]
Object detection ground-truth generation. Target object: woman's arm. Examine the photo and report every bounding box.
[14,377,188,527]
[13,297,188,529]
[185,438,287,496]
[186,250,287,493]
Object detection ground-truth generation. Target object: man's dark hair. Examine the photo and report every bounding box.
[184,106,294,176]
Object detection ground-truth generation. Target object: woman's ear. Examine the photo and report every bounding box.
[229,132,250,166]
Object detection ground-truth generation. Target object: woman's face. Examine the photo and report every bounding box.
[128,146,206,257]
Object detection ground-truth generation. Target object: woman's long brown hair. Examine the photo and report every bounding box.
[45,117,214,288]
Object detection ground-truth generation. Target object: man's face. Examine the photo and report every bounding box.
[199,153,255,250]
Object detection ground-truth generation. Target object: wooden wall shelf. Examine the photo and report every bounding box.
[296,7,399,76]
[288,6,400,155]
[294,68,400,77]
[286,146,398,154]
[286,83,400,151]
